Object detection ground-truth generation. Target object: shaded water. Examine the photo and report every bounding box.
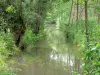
[17,24,83,75]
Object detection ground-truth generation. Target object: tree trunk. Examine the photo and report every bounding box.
[98,13,100,24]
[68,0,74,25]
[76,0,79,21]
[84,0,89,75]
[84,0,89,47]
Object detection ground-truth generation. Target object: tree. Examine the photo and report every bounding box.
[84,0,89,47]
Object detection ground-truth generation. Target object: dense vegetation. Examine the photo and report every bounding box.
[0,0,100,75]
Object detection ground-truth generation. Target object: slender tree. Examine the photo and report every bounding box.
[98,14,100,23]
[68,0,74,25]
[76,0,79,21]
[84,0,89,47]
[84,1,89,74]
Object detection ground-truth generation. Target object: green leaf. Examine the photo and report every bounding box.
[6,5,15,13]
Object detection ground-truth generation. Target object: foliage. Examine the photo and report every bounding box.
[82,22,100,74]
[0,0,100,75]
[6,5,15,13]
[0,32,20,75]
[83,43,100,75]
[23,28,45,47]
[0,16,7,31]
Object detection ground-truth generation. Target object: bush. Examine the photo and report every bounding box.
[82,43,100,75]
[0,32,19,75]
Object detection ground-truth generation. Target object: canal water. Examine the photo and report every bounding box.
[17,24,83,75]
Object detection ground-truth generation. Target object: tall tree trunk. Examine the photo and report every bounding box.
[98,13,100,24]
[76,0,79,21]
[84,0,89,75]
[68,0,74,25]
[84,0,89,47]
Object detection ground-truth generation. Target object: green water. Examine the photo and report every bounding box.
[17,25,83,75]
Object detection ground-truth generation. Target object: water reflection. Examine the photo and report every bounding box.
[17,46,83,75]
